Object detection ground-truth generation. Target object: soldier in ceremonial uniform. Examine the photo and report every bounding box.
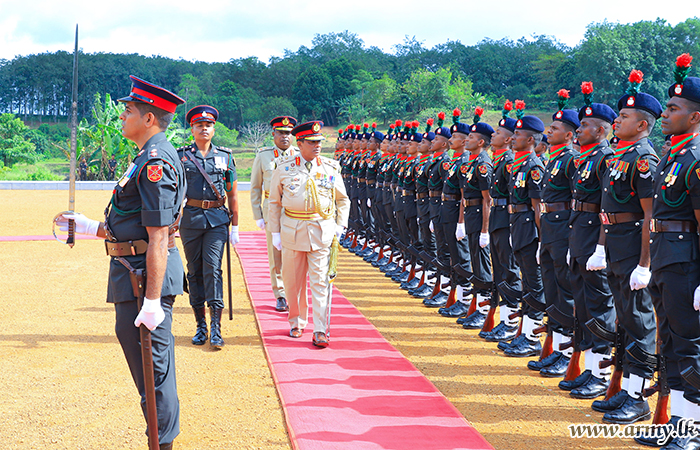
[528,90,579,376]
[501,105,547,358]
[587,69,661,424]
[481,101,522,343]
[562,82,616,399]
[454,109,494,328]
[56,76,185,449]
[268,121,350,348]
[644,54,700,450]
[108,154,118,180]
[79,156,88,181]
[177,105,238,349]
[250,115,298,312]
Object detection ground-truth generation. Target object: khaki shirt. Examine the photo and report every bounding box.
[250,146,298,220]
[268,155,350,252]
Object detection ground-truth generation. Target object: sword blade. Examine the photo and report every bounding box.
[67,24,79,247]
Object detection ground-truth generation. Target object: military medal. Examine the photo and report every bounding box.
[550,160,562,177]
[666,162,682,186]
[118,162,137,188]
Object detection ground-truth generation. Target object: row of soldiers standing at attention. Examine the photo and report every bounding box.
[335,54,700,449]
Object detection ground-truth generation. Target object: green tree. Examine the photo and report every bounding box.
[0,113,37,167]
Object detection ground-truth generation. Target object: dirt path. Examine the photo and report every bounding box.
[0,190,652,449]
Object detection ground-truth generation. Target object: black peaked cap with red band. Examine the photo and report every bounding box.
[118,76,184,113]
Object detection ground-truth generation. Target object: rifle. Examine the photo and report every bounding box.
[117,257,159,450]
[599,320,623,400]
[629,336,670,424]
[546,304,576,365]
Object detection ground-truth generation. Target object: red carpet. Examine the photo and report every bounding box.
[237,231,493,450]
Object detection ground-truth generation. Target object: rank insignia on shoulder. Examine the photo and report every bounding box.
[149,149,158,158]
[531,169,542,182]
[460,165,468,174]
[479,164,488,175]
[147,165,163,182]
[637,159,650,173]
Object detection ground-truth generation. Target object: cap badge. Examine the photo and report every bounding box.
[312,123,321,132]
[516,120,523,128]
[627,96,635,106]
[585,107,593,116]
[499,119,505,126]
[201,111,210,118]
[555,111,563,119]
[471,125,477,131]
[282,118,290,126]
[675,84,683,95]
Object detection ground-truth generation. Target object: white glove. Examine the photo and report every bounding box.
[256,218,266,230]
[566,249,571,266]
[456,223,466,241]
[272,232,282,251]
[367,198,372,207]
[479,232,489,248]
[629,265,651,291]
[536,241,541,265]
[586,244,607,271]
[56,212,100,236]
[134,297,165,331]
[229,225,239,246]
[335,225,345,239]
[694,285,700,311]
[429,220,434,233]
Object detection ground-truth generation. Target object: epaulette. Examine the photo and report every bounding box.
[276,154,294,166]
[176,144,194,153]
[321,155,340,169]
[258,146,274,153]
[216,146,232,154]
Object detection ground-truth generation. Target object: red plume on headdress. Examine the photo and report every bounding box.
[395,119,402,127]
[503,100,513,111]
[355,124,361,131]
[581,81,594,95]
[427,118,434,126]
[338,129,343,134]
[390,124,396,129]
[452,108,461,117]
[437,112,446,120]
[628,70,644,84]
[677,53,693,68]
[474,107,484,117]
[363,123,369,128]
[371,122,377,128]
[514,100,526,111]
[557,89,570,99]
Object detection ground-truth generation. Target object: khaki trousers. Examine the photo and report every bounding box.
[282,246,330,333]
[265,226,285,298]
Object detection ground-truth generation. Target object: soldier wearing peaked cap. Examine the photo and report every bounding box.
[250,115,298,313]
[562,82,617,400]
[587,69,661,425]
[56,75,186,449]
[500,105,547,358]
[644,54,700,450]
[529,90,579,377]
[177,105,238,349]
[267,121,350,348]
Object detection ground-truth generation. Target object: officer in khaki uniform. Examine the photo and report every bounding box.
[267,121,350,348]
[250,116,298,312]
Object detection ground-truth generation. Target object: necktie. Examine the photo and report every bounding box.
[305,161,312,172]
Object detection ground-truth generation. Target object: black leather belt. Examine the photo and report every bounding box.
[599,212,644,225]
[541,202,570,214]
[571,199,600,213]
[508,204,532,214]
[463,198,482,207]
[187,198,225,209]
[492,198,509,206]
[442,194,460,201]
[650,219,697,233]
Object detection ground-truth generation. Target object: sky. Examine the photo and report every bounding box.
[0,0,695,63]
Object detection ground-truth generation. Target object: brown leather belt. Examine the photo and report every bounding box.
[187,198,225,209]
[541,202,570,214]
[367,180,376,185]
[442,193,460,201]
[492,198,509,207]
[105,239,149,256]
[508,204,532,214]
[402,190,416,196]
[342,174,350,179]
[416,192,429,199]
[358,178,366,183]
[429,190,442,197]
[463,198,482,207]
[650,219,697,233]
[600,212,644,225]
[571,199,600,213]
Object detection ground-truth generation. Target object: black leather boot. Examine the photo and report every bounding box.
[191,307,207,346]
[210,307,224,349]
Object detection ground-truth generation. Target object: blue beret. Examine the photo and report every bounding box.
[451,122,471,135]
[470,122,494,137]
[410,132,423,143]
[617,92,663,119]
[552,109,580,130]
[363,132,372,140]
[498,117,518,132]
[515,116,545,133]
[669,76,700,104]
[187,105,218,124]
[423,131,436,141]
[434,126,452,139]
[372,131,385,141]
[578,103,617,124]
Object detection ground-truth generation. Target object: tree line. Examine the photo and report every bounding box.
[0,19,698,131]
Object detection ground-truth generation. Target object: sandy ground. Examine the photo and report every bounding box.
[0,189,654,449]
